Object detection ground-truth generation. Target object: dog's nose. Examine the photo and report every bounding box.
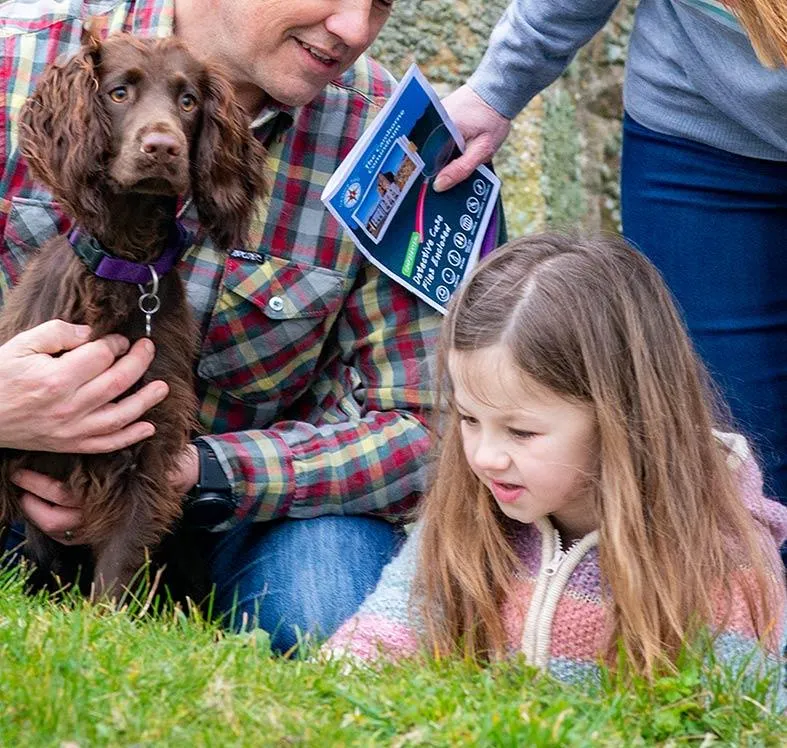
[140,132,183,162]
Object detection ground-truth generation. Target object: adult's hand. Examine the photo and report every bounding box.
[433,84,511,193]
[12,469,84,545]
[0,319,168,453]
[167,443,200,497]
[14,444,199,545]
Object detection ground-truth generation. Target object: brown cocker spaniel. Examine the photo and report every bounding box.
[0,33,266,598]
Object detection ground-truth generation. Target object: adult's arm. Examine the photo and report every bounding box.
[470,0,622,120]
[436,0,621,191]
[199,263,441,527]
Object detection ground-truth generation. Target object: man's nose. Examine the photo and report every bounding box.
[324,1,373,50]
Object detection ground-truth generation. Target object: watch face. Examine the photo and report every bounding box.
[184,495,235,529]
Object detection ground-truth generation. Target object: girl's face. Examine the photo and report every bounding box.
[449,344,599,541]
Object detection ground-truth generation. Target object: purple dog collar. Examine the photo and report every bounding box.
[68,221,194,284]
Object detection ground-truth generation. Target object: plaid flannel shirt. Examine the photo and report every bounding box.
[0,0,441,526]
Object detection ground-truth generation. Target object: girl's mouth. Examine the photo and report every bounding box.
[490,481,524,504]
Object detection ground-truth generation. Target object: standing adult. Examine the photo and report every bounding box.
[0,0,441,649]
[434,0,787,518]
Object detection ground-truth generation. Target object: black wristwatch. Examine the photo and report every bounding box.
[183,441,236,529]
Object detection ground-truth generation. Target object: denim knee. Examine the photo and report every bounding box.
[208,514,404,652]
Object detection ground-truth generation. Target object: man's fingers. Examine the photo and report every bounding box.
[3,319,94,357]
[76,379,168,439]
[12,469,81,507]
[73,338,160,408]
[71,421,157,454]
[20,492,82,540]
[66,336,150,398]
[55,334,133,387]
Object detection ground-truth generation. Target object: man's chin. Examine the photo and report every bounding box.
[270,84,328,108]
[263,66,355,108]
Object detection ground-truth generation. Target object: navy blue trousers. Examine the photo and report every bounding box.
[622,113,787,520]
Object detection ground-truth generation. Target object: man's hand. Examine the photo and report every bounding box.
[14,444,200,545]
[13,469,85,545]
[433,84,511,193]
[0,320,169,453]
[168,443,200,497]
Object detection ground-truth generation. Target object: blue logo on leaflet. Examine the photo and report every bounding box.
[343,180,362,209]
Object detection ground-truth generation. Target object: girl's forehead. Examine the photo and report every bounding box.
[448,346,555,410]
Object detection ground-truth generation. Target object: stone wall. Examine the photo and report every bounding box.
[370,1,636,238]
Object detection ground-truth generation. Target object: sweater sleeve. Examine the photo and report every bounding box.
[468,0,621,119]
[710,437,787,709]
[710,569,786,712]
[324,523,425,661]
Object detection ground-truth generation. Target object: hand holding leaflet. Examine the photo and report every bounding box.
[321,65,501,314]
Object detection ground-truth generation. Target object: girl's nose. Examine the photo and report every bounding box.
[473,435,510,472]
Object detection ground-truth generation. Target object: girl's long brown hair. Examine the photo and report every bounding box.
[728,0,787,67]
[414,233,782,676]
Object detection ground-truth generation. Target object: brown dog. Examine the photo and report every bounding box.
[0,33,266,598]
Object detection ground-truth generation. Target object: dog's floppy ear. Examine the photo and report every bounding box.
[18,36,112,224]
[191,64,268,252]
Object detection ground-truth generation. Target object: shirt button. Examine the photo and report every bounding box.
[268,296,285,312]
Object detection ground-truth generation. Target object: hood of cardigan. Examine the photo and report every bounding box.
[716,431,787,549]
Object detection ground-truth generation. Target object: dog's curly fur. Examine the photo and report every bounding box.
[0,34,267,597]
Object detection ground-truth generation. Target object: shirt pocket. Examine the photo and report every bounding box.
[197,254,345,406]
[3,197,69,278]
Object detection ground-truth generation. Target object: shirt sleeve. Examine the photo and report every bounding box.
[468,0,622,119]
[201,262,442,527]
[324,522,424,662]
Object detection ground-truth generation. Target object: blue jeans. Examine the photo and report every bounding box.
[206,514,403,652]
[621,113,787,519]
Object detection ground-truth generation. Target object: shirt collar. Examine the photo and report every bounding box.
[249,104,297,148]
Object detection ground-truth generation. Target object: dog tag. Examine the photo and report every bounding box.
[138,265,161,338]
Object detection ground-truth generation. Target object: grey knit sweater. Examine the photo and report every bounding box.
[469,0,787,161]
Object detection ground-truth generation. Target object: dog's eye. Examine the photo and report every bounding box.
[109,86,129,103]
[180,93,198,113]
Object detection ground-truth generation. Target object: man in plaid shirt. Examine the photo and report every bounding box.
[0,0,441,649]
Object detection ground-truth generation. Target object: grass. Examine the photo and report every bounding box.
[0,567,785,746]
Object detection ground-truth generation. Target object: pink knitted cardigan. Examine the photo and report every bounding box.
[327,434,787,693]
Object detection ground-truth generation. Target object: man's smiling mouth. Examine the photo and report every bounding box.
[296,39,338,65]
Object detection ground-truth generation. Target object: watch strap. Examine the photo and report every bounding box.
[184,441,236,529]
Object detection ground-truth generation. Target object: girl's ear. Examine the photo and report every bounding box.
[191,65,268,251]
[18,36,112,223]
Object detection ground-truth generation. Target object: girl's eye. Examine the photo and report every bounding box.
[458,414,478,426]
[109,86,129,103]
[180,93,198,112]
[509,428,536,440]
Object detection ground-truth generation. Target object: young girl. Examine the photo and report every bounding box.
[327,233,787,687]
